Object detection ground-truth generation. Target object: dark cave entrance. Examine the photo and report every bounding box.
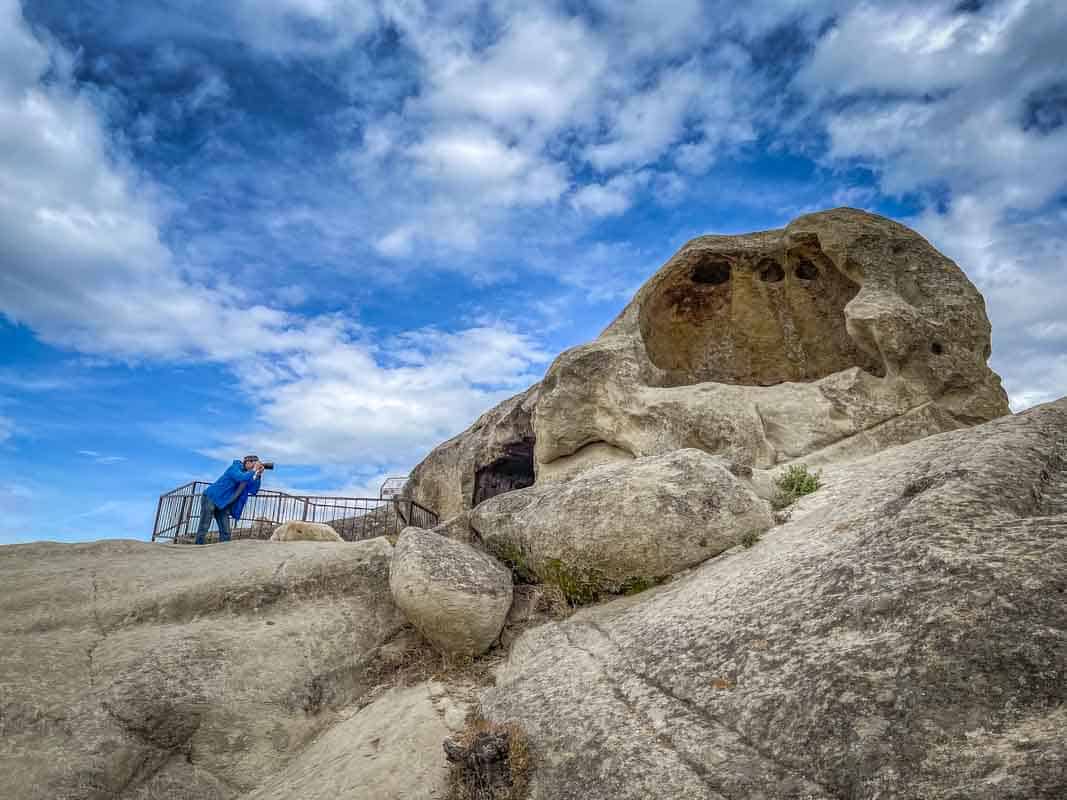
[472,439,535,507]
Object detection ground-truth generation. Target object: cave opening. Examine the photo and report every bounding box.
[691,257,732,285]
[640,244,886,387]
[472,439,536,507]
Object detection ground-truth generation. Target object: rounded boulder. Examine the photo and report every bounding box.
[270,521,344,542]
[389,527,513,656]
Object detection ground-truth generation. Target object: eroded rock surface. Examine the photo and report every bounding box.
[0,539,404,800]
[390,527,513,655]
[471,449,773,600]
[481,399,1067,800]
[248,681,469,800]
[535,208,1009,481]
[405,384,539,521]
[405,209,1009,513]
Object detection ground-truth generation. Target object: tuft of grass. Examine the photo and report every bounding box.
[772,463,822,510]
[355,628,502,710]
[618,575,660,595]
[739,530,762,548]
[535,584,572,619]
[446,717,532,800]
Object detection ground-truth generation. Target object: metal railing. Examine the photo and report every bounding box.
[152,481,438,543]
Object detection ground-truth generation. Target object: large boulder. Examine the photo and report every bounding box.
[389,527,513,656]
[480,399,1067,799]
[470,449,774,601]
[0,538,405,800]
[405,383,539,521]
[533,208,1009,481]
[270,521,343,542]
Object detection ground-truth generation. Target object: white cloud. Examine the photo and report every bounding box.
[78,450,127,464]
[571,173,643,217]
[0,415,13,443]
[339,2,763,254]
[408,126,568,206]
[230,0,378,56]
[421,12,607,138]
[212,323,549,467]
[586,66,705,170]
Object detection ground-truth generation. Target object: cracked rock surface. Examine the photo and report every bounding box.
[481,399,1067,799]
[248,680,469,800]
[0,538,404,800]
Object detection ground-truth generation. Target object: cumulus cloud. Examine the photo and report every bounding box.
[230,0,379,56]
[341,2,765,257]
[571,173,644,217]
[212,323,548,467]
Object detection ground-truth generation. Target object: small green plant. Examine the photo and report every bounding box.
[773,463,822,509]
[618,575,660,595]
[740,530,762,548]
[541,558,603,606]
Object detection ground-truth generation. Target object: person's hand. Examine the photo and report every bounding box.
[254,464,265,476]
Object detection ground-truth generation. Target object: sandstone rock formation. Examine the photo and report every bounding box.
[482,399,1067,799]
[0,538,404,800]
[389,527,514,656]
[270,520,344,541]
[470,449,773,600]
[406,208,1010,511]
[405,384,539,521]
[533,208,1009,481]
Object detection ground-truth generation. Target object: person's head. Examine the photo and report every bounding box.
[243,454,260,470]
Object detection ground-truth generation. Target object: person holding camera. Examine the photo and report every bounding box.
[194,455,269,544]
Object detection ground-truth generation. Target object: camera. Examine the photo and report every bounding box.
[260,462,275,470]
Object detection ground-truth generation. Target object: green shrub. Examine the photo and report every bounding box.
[773,464,822,509]
[740,530,762,548]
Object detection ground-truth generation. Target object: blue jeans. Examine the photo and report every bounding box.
[195,494,232,544]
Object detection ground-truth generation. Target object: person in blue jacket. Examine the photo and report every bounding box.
[195,455,265,544]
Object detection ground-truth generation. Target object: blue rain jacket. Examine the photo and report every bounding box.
[204,460,262,521]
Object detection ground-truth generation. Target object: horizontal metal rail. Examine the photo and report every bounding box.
[152,481,438,543]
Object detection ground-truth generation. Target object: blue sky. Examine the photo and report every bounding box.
[2,0,1066,543]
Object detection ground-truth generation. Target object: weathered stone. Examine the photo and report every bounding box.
[270,521,343,542]
[389,527,513,655]
[405,384,539,520]
[470,449,774,601]
[481,399,1067,799]
[0,538,404,800]
[248,681,465,800]
[534,208,1009,481]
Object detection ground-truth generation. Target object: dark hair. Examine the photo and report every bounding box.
[243,454,260,463]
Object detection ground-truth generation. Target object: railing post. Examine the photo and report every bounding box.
[302,498,309,522]
[178,495,191,540]
[152,496,164,542]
